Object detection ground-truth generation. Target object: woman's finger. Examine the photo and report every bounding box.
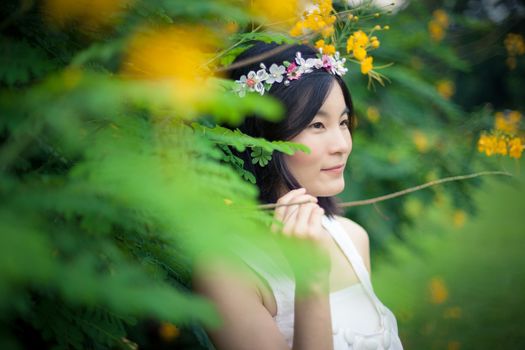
[293,203,318,237]
[281,194,316,221]
[274,188,305,223]
[308,207,325,241]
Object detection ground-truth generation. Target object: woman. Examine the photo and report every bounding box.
[193,41,403,350]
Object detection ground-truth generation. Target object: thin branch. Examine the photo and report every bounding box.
[257,171,513,210]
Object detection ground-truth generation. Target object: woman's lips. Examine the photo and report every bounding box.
[321,164,345,174]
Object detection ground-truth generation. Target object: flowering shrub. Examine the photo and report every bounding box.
[478,111,524,159]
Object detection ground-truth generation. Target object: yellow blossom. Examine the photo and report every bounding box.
[43,0,131,31]
[495,111,521,134]
[361,56,373,74]
[159,322,180,342]
[353,46,367,61]
[509,137,524,159]
[315,39,336,55]
[224,21,239,34]
[121,25,219,105]
[477,134,497,156]
[433,9,449,27]
[504,33,525,56]
[371,38,380,49]
[250,0,300,28]
[412,131,429,153]
[453,210,466,228]
[289,0,334,37]
[436,80,455,99]
[495,137,508,155]
[353,30,369,46]
[366,106,380,123]
[443,306,463,319]
[429,277,448,304]
[428,20,445,41]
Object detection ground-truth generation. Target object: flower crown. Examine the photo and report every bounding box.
[233,49,347,97]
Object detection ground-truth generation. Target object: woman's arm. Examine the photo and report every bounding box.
[193,188,334,350]
[193,256,333,350]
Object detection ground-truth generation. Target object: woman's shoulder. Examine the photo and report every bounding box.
[332,215,371,273]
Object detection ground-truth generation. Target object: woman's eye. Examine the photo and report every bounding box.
[309,122,324,129]
[341,119,350,127]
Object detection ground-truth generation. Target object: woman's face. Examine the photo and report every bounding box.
[283,82,352,197]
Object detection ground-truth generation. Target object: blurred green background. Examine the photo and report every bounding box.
[0,0,524,349]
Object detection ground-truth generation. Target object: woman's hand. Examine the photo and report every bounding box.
[271,188,331,291]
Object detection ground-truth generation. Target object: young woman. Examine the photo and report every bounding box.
[193,41,403,350]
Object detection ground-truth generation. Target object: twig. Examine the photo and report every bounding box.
[339,171,512,208]
[257,171,513,210]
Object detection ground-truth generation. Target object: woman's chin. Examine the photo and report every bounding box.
[310,180,345,197]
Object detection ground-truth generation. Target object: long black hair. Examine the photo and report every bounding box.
[227,41,355,217]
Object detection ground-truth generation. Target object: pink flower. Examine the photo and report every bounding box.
[321,55,334,72]
[286,62,302,80]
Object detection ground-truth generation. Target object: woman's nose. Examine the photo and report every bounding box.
[329,128,352,154]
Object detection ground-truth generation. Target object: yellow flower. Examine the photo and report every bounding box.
[477,134,497,156]
[289,0,334,37]
[366,106,380,123]
[353,46,367,61]
[429,277,448,304]
[436,80,455,99]
[495,136,508,156]
[224,21,239,34]
[353,30,369,46]
[412,130,429,153]
[159,322,180,342]
[433,9,449,28]
[428,20,445,41]
[495,111,520,134]
[43,0,131,30]
[321,25,334,38]
[509,110,522,124]
[453,210,466,228]
[121,25,219,104]
[315,39,336,55]
[443,306,463,319]
[371,38,380,49]
[509,137,524,159]
[504,33,525,56]
[360,56,373,74]
[250,0,300,28]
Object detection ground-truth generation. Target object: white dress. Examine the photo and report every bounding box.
[239,215,404,350]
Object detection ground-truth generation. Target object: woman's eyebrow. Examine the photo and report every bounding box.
[316,107,350,117]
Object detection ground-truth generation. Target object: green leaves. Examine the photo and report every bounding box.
[250,146,272,166]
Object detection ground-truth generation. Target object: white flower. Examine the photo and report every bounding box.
[295,52,314,74]
[306,57,324,69]
[332,52,348,76]
[266,64,286,84]
[234,75,248,97]
[252,68,269,95]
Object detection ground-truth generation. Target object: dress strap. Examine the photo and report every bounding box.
[321,216,385,312]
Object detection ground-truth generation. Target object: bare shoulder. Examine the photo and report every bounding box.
[192,254,289,350]
[333,215,371,274]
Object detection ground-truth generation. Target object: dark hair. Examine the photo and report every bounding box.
[227,41,354,218]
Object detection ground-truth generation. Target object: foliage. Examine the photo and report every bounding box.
[373,157,525,349]
[0,0,523,349]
